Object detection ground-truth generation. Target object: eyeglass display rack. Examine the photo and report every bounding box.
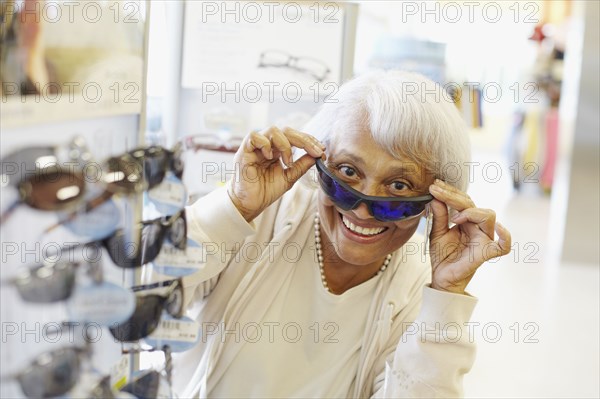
[0,116,142,397]
[1,117,207,398]
[0,3,191,397]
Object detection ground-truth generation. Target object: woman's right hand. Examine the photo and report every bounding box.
[227,126,325,222]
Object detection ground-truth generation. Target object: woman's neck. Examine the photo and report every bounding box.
[319,229,388,295]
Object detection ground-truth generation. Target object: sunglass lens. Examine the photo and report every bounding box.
[103,222,162,268]
[88,376,114,399]
[109,295,164,342]
[371,200,427,222]
[317,170,359,210]
[166,282,184,318]
[167,213,186,250]
[15,263,75,303]
[20,171,85,211]
[132,147,167,188]
[18,348,80,398]
[140,222,165,263]
[120,370,161,399]
[170,144,184,179]
[104,155,144,193]
[1,147,55,187]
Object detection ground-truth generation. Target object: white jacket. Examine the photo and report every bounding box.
[173,183,477,398]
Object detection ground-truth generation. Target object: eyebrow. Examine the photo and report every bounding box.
[333,151,365,166]
[332,151,424,180]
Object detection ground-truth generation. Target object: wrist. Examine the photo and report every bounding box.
[226,183,257,223]
[430,281,467,296]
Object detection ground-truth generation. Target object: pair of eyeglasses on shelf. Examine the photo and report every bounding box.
[1,345,118,399]
[0,324,104,399]
[0,137,93,223]
[56,209,187,269]
[103,143,184,194]
[258,50,331,82]
[109,279,184,342]
[9,135,234,230]
[1,260,102,303]
[1,141,183,227]
[42,142,185,234]
[2,346,86,398]
[182,133,243,154]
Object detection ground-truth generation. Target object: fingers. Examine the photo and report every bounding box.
[280,127,325,159]
[243,126,325,163]
[477,222,512,262]
[429,199,449,240]
[489,222,512,259]
[244,131,273,160]
[429,179,475,212]
[268,128,293,166]
[428,180,510,259]
[451,207,496,240]
[284,153,317,186]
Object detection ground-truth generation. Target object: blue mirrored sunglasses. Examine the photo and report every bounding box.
[315,158,433,222]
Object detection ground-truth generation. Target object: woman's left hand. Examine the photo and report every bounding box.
[427,179,512,295]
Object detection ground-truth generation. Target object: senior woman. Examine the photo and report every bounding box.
[174,71,511,398]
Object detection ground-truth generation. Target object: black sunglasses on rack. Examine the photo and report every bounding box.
[109,279,184,342]
[57,209,187,269]
[101,209,187,268]
[103,143,184,194]
[43,143,186,234]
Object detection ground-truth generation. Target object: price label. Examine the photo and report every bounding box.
[63,199,120,240]
[152,238,204,277]
[147,175,187,214]
[144,315,200,352]
[67,281,135,325]
[110,355,130,390]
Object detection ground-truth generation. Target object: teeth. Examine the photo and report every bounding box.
[342,215,385,236]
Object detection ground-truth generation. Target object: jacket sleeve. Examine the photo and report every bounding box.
[372,287,478,398]
[181,186,257,308]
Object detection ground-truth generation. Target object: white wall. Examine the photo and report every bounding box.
[561,0,600,265]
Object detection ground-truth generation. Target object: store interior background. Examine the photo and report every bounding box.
[0,0,598,397]
[145,1,599,397]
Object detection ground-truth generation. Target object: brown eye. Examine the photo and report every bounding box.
[391,181,409,192]
[339,166,357,177]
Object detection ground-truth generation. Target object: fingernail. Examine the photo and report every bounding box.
[267,149,274,159]
[430,185,443,193]
[312,144,324,154]
[451,213,461,222]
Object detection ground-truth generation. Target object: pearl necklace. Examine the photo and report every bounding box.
[314,213,392,293]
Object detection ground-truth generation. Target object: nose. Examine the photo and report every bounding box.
[351,182,381,220]
[351,202,373,220]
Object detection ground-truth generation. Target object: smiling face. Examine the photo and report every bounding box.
[316,125,436,269]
